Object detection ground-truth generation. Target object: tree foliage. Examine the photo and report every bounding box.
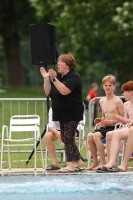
[37,0,133,87]
[0,0,37,86]
[1,0,133,88]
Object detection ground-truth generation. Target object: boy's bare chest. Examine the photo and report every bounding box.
[101,101,117,113]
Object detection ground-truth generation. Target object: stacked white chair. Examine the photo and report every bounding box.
[0,115,44,174]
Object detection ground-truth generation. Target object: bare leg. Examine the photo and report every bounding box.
[63,158,84,171]
[59,157,82,172]
[104,128,129,169]
[75,158,84,167]
[44,132,59,167]
[93,132,106,168]
[118,127,133,172]
[59,159,84,172]
[86,133,99,170]
[106,131,114,161]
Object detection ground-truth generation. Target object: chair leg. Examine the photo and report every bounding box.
[45,148,48,169]
[39,138,44,169]
[7,142,11,170]
[86,139,92,167]
[34,139,36,173]
[62,151,66,162]
[0,140,4,174]
[78,136,81,151]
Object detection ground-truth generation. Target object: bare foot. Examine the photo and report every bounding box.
[93,164,103,170]
[75,159,84,168]
[93,161,106,170]
[86,162,98,170]
[117,164,128,172]
[59,166,78,172]
[102,163,113,169]
[129,156,133,161]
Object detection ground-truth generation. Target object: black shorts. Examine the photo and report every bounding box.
[93,126,115,138]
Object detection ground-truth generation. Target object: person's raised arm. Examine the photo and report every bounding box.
[40,67,51,95]
[48,69,71,95]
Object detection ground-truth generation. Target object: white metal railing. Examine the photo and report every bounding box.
[0,98,49,153]
[0,98,49,128]
[88,96,125,132]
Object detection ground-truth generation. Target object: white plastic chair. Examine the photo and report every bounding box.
[117,123,129,164]
[0,115,44,174]
[76,113,86,151]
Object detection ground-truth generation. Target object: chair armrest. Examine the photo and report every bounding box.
[95,123,100,129]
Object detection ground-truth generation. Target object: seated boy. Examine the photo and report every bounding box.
[86,74,124,170]
[96,80,133,172]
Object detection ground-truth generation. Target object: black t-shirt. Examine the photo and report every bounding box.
[50,70,84,121]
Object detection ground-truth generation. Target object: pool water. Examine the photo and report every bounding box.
[0,174,133,200]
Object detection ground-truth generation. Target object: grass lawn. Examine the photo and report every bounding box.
[0,87,88,169]
[0,86,133,170]
[0,86,47,169]
[0,86,45,98]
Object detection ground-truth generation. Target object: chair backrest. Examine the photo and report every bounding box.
[77,101,86,129]
[78,114,86,129]
[9,115,40,138]
[77,113,86,139]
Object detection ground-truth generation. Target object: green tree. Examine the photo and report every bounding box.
[37,0,133,86]
[0,0,37,86]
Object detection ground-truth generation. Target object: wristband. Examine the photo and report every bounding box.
[52,78,57,82]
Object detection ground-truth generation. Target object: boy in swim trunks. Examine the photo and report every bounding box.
[96,80,133,172]
[86,74,124,170]
[116,121,133,172]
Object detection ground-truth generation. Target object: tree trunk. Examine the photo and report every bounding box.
[3,34,25,86]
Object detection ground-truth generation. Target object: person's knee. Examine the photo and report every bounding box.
[44,132,53,142]
[93,132,101,141]
[129,127,133,138]
[110,129,123,141]
[87,133,93,142]
[106,131,113,140]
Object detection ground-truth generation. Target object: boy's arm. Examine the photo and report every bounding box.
[117,99,125,117]
[115,102,130,124]
[100,118,118,126]
[94,98,105,123]
[128,120,133,128]
[114,115,131,124]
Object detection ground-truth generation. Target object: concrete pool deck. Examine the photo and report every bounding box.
[1,167,133,175]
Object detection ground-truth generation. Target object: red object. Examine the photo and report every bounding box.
[88,90,98,103]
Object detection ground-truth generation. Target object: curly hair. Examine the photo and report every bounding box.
[121,80,133,91]
[58,54,76,70]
